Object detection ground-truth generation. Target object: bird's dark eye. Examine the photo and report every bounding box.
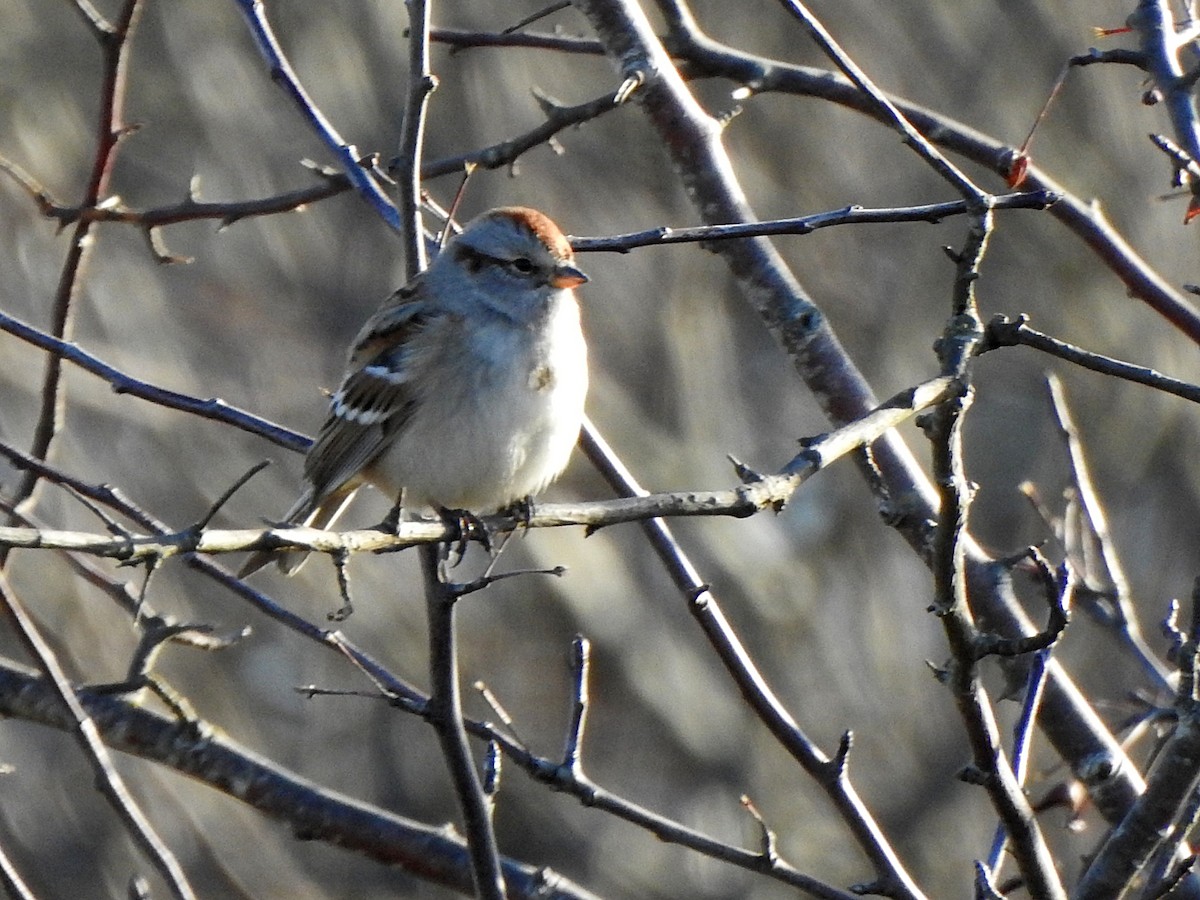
[510,257,536,275]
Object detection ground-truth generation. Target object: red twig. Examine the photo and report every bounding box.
[9,0,145,519]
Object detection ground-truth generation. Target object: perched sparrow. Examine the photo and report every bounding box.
[240,207,589,576]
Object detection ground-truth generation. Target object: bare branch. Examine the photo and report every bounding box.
[578,417,927,900]
[0,656,596,900]
[0,376,956,563]
[923,208,1065,899]
[230,0,401,230]
[1076,584,1200,898]
[661,15,1200,344]
[7,0,146,518]
[418,547,507,900]
[398,0,436,273]
[572,192,1059,253]
[983,314,1200,404]
[0,571,196,900]
[776,0,986,203]
[1046,374,1174,690]
[1126,0,1200,220]
[0,309,308,452]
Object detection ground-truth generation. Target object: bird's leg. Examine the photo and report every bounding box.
[377,489,407,536]
[436,506,492,567]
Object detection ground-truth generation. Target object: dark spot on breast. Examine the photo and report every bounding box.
[530,364,555,391]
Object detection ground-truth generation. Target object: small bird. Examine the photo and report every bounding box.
[240,206,589,576]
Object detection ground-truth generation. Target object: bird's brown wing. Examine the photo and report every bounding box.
[303,280,429,503]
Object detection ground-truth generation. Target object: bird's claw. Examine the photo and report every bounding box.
[436,506,491,566]
[504,496,534,529]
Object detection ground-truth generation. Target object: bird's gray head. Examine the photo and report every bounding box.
[443,207,588,295]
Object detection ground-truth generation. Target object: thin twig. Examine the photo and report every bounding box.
[8,0,145,520]
[0,309,308,453]
[924,207,1064,899]
[3,83,624,240]
[432,26,603,54]
[419,548,507,900]
[428,14,1200,342]
[398,0,436,273]
[775,0,986,203]
[0,376,957,563]
[562,635,590,776]
[570,191,1058,252]
[0,438,852,897]
[984,550,1069,880]
[579,417,926,900]
[0,571,196,900]
[502,2,573,35]
[649,0,1158,833]
[231,0,401,230]
[983,314,1200,404]
[0,655,596,900]
[661,13,1200,344]
[1076,580,1200,899]
[1046,374,1174,690]
[0,839,35,900]
[1126,0,1200,220]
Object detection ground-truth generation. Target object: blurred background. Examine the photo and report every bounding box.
[2,0,1199,896]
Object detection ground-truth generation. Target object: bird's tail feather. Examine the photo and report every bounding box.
[238,486,358,578]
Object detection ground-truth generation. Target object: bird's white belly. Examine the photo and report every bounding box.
[369,300,586,511]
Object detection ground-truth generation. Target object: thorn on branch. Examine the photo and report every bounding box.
[740,795,779,865]
[531,85,566,117]
[1149,133,1200,189]
[1153,854,1198,899]
[926,659,951,684]
[831,729,852,778]
[476,680,526,750]
[144,226,193,265]
[973,861,1006,900]
[727,454,763,484]
[957,764,992,786]
[614,71,645,105]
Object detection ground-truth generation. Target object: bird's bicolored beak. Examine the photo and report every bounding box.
[550,263,589,289]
